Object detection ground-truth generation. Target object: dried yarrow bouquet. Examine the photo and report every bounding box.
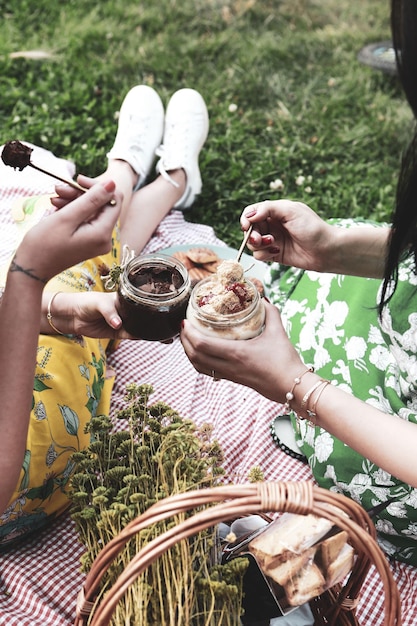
[70,383,248,626]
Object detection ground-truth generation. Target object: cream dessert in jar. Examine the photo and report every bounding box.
[186,259,265,340]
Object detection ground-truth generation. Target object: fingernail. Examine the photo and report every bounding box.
[104,180,116,192]
[110,316,122,328]
[269,246,280,254]
[261,235,273,245]
[181,320,185,329]
[244,209,256,218]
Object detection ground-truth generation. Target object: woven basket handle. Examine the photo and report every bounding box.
[74,481,402,626]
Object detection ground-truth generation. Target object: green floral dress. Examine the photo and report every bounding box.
[265,220,417,567]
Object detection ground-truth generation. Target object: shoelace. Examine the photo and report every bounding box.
[155,144,180,189]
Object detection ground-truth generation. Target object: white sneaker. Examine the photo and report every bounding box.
[155,88,209,209]
[107,85,164,190]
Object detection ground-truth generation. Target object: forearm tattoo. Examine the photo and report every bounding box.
[9,258,47,284]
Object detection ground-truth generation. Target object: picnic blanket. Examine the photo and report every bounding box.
[0,145,416,625]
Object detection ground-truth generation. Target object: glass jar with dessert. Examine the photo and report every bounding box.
[117,254,191,341]
[186,259,265,340]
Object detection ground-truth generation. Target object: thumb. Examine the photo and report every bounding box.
[100,295,123,329]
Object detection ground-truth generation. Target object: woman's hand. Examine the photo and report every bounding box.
[42,291,137,340]
[180,300,305,403]
[240,199,333,272]
[240,199,389,278]
[14,179,121,285]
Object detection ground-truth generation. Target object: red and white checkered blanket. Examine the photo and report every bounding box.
[0,146,416,625]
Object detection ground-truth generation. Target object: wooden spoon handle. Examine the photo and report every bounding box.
[236,225,253,262]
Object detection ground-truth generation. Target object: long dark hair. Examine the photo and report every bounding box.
[380,0,417,312]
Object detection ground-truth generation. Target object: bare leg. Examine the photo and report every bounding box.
[119,169,186,254]
[95,159,136,224]
[95,158,185,253]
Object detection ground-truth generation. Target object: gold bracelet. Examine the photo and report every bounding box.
[296,378,330,428]
[300,379,325,410]
[282,366,314,414]
[46,292,65,335]
[306,380,331,424]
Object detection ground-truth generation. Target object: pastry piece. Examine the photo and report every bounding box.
[315,530,349,571]
[190,266,211,281]
[324,543,355,587]
[262,547,317,586]
[172,248,222,283]
[249,513,333,565]
[187,247,220,265]
[171,251,194,271]
[202,260,220,274]
[284,561,326,606]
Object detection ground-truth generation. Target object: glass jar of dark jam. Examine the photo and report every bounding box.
[117,254,191,341]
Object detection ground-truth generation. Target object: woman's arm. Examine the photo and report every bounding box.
[0,271,44,512]
[0,180,120,513]
[241,200,390,278]
[181,301,417,488]
[291,370,417,488]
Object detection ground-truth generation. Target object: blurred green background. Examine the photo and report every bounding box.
[0,0,410,246]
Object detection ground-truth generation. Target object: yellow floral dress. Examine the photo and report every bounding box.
[0,195,120,545]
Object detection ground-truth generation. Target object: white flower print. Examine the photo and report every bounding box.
[34,401,47,421]
[300,420,316,447]
[344,336,367,360]
[323,465,339,485]
[332,359,351,386]
[385,500,408,519]
[401,313,417,351]
[46,444,58,467]
[282,298,309,321]
[79,267,97,291]
[405,490,417,508]
[372,469,395,487]
[316,301,349,347]
[368,325,384,345]
[344,473,373,497]
[369,345,391,370]
[375,518,397,536]
[312,345,332,370]
[314,431,334,463]
[390,342,417,382]
[377,537,397,557]
[299,310,323,352]
[397,257,417,285]
[368,386,394,413]
[403,522,417,539]
[398,406,417,421]
[385,373,401,394]
[0,493,27,522]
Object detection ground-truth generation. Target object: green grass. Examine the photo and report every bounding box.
[0,0,411,247]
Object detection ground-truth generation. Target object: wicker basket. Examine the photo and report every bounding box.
[74,481,402,626]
